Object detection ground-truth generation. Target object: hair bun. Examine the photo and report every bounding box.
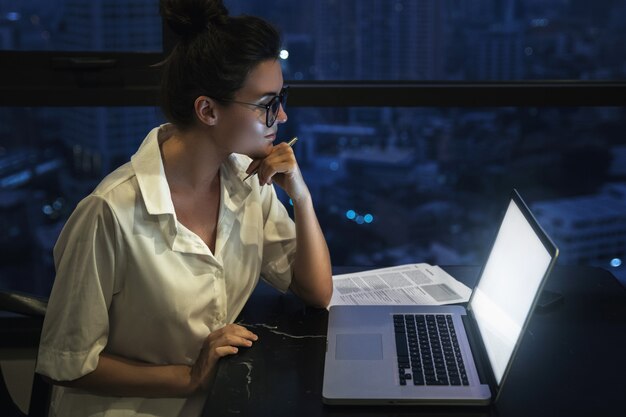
[160,0,229,38]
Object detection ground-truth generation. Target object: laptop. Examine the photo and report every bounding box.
[323,189,559,405]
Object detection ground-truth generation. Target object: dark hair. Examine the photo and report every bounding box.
[159,0,282,129]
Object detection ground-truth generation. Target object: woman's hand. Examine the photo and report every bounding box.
[189,324,258,393]
[246,142,310,203]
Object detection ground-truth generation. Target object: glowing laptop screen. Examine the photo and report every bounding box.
[470,198,553,385]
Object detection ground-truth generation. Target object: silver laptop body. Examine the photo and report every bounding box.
[323,189,559,405]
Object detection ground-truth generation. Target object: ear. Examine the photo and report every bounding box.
[194,96,219,126]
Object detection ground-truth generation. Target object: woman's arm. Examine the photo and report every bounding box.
[290,193,333,308]
[47,324,259,398]
[48,353,194,398]
[254,143,333,308]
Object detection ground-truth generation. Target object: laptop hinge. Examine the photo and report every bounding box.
[462,311,498,395]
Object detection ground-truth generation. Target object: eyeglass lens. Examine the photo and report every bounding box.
[267,88,288,127]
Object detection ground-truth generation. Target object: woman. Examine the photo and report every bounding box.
[35,0,332,415]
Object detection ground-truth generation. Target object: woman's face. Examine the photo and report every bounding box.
[216,59,288,159]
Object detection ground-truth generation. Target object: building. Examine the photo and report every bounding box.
[531,184,626,285]
[314,0,444,80]
[54,1,162,197]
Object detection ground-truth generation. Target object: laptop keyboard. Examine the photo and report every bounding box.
[393,314,469,386]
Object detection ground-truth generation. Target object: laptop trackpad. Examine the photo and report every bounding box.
[335,333,383,360]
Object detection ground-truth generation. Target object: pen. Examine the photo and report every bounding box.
[243,136,299,181]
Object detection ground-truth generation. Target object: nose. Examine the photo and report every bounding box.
[275,102,288,125]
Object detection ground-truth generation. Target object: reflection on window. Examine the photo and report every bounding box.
[0,0,161,51]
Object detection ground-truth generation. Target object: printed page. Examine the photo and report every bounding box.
[329,263,471,307]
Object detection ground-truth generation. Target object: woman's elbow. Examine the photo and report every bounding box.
[290,280,333,309]
[43,375,76,388]
[307,284,333,309]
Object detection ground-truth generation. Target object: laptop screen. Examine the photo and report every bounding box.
[469,197,554,385]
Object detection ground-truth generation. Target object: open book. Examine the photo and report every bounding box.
[329,263,471,307]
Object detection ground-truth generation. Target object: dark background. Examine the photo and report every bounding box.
[1,0,626,297]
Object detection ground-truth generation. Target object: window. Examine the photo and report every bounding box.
[0,107,163,295]
[0,1,161,52]
[276,106,626,271]
[227,0,626,81]
[2,1,626,295]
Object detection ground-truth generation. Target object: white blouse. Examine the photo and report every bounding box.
[36,124,296,416]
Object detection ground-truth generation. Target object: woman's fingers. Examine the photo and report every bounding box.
[257,152,297,185]
[258,162,287,186]
[225,323,259,341]
[245,159,262,175]
[214,345,240,358]
[218,334,254,348]
[190,324,259,392]
[254,145,309,201]
[207,324,258,349]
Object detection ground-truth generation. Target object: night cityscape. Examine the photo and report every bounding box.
[1,0,626,297]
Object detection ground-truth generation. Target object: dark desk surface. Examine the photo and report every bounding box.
[203,265,626,417]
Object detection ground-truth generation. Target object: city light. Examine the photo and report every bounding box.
[345,210,374,225]
[52,198,63,210]
[610,258,622,268]
[279,49,289,60]
[531,18,549,27]
[6,12,20,21]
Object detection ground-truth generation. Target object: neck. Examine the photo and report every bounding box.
[160,126,228,192]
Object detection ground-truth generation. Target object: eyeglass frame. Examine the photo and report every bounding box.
[210,86,289,128]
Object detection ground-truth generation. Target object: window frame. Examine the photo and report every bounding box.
[0,15,625,107]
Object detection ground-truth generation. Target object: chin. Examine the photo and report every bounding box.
[241,138,273,159]
[248,146,272,159]
[261,141,274,154]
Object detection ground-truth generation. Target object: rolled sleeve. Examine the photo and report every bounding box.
[36,196,121,381]
[259,186,296,293]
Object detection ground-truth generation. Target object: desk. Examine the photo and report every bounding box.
[203,266,626,417]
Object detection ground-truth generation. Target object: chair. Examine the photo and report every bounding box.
[0,290,50,417]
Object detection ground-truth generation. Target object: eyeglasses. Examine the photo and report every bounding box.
[214,86,289,128]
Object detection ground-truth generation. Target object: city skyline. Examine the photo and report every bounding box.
[1,0,626,80]
[1,1,626,296]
